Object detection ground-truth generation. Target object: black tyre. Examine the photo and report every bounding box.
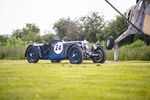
[26,46,39,63]
[51,59,61,63]
[106,36,115,50]
[92,46,106,63]
[68,45,83,64]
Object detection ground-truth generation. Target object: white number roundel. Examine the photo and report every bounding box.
[54,42,63,54]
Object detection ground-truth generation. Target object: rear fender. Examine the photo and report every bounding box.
[35,46,42,57]
[25,45,33,57]
[25,45,42,58]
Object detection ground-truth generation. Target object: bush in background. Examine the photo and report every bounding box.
[0,38,31,60]
[107,40,150,61]
[0,46,26,60]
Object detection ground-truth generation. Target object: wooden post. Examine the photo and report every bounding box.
[114,43,118,61]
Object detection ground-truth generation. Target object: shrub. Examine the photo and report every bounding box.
[107,40,150,61]
[122,40,146,48]
[6,38,32,47]
[0,38,31,60]
[0,46,26,60]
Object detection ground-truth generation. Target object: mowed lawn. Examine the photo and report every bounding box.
[0,60,150,100]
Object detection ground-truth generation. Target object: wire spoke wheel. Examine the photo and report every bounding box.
[26,46,39,63]
[68,45,83,64]
[93,50,103,61]
[93,46,106,63]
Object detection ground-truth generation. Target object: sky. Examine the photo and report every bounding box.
[0,0,135,35]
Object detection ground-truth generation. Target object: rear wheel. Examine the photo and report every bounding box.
[68,45,83,64]
[92,46,106,63]
[51,59,61,63]
[26,46,39,63]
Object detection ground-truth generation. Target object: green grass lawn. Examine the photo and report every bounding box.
[0,60,150,100]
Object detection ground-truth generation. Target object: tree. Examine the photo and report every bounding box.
[0,35,8,42]
[53,12,105,42]
[53,18,68,39]
[80,12,105,42]
[101,14,150,46]
[53,18,83,41]
[6,38,31,47]
[40,33,55,43]
[101,15,134,46]
[12,23,40,42]
[102,15,128,39]
[12,29,22,39]
[0,35,9,46]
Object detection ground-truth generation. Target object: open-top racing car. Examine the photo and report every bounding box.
[25,36,106,64]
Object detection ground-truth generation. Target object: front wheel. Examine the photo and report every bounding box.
[68,45,83,64]
[92,46,106,63]
[26,46,39,63]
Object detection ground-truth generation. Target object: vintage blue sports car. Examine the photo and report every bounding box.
[25,36,106,64]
